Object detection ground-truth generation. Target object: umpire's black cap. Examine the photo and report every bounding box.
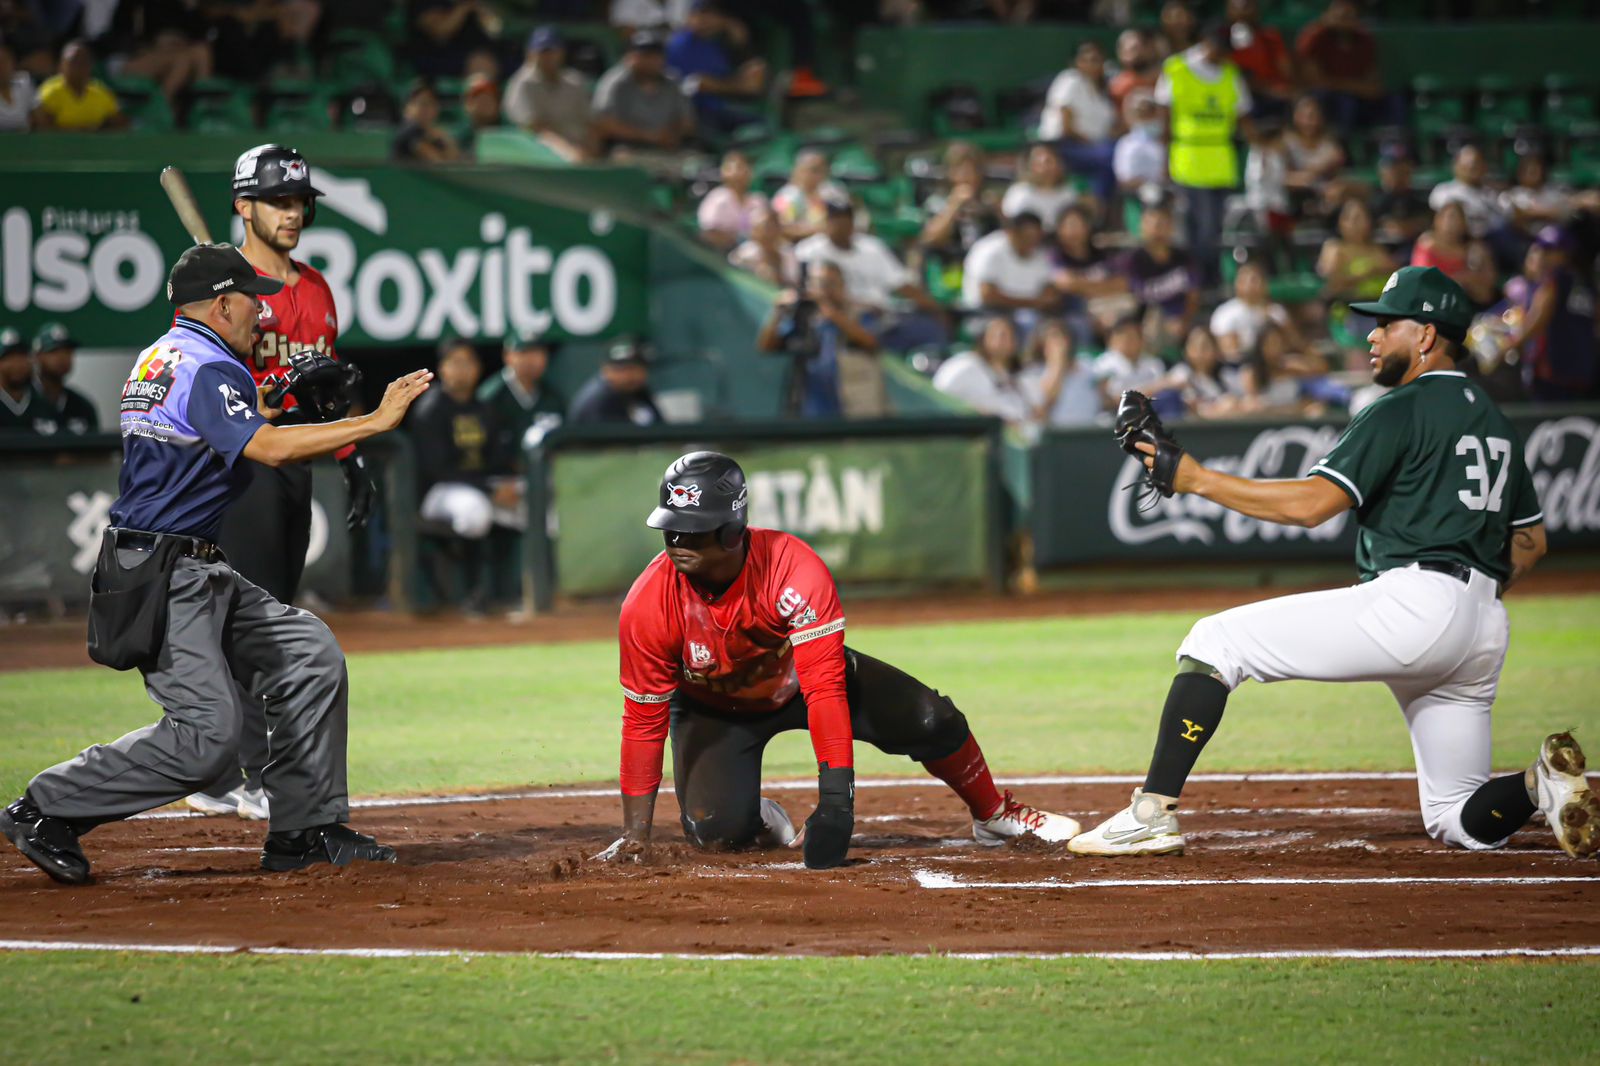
[167,243,285,305]
[647,451,748,534]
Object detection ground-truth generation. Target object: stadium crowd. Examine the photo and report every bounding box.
[2,0,1598,440]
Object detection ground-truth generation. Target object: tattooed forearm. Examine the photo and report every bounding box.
[1506,527,1542,590]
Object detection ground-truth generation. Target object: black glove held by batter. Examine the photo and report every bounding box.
[1112,389,1185,510]
[339,451,376,532]
[803,765,855,870]
[264,349,361,423]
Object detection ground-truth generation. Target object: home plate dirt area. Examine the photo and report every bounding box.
[3,775,1597,959]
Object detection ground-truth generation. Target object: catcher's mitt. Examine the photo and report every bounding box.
[1112,389,1184,510]
[263,349,361,422]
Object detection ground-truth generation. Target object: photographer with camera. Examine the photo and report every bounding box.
[758,261,883,418]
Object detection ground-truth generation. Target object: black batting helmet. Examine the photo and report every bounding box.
[232,144,322,223]
[646,451,748,549]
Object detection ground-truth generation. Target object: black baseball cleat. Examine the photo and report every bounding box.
[0,796,91,885]
[261,823,398,872]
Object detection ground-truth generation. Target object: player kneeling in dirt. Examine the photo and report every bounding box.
[597,451,1079,870]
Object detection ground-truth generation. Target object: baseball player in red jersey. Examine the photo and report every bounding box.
[599,451,1080,869]
[186,144,376,821]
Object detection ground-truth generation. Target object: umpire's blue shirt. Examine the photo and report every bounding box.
[110,316,264,540]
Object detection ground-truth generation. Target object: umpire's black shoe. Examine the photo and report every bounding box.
[0,796,91,885]
[261,823,398,872]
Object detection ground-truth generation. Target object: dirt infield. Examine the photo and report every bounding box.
[4,777,1597,958]
[9,566,1600,673]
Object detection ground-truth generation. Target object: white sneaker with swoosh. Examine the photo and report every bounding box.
[1068,788,1185,856]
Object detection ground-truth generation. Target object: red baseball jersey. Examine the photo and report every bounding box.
[617,527,853,795]
[247,260,339,383]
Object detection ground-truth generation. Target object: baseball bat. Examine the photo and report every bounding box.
[159,165,213,245]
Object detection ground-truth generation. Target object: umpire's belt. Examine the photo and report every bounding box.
[111,527,226,564]
[1417,560,1502,599]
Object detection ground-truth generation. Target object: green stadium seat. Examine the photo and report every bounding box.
[830,144,883,184]
[324,30,398,87]
[1543,74,1599,140]
[187,79,255,134]
[1410,75,1470,163]
[107,74,175,133]
[1262,0,1320,31]
[1473,76,1534,141]
[263,80,334,134]
[748,136,799,190]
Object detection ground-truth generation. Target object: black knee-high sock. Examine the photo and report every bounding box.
[1143,673,1229,799]
[1459,773,1538,845]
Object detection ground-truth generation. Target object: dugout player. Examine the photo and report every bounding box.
[1070,266,1598,861]
[599,451,1080,870]
[186,143,376,821]
[0,243,432,884]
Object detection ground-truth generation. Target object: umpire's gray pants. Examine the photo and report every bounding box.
[28,553,349,834]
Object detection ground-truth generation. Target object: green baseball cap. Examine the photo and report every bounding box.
[1349,266,1472,342]
[1,327,26,358]
[505,326,551,352]
[32,321,78,354]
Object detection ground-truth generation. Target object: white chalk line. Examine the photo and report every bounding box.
[911,869,1600,891]
[129,771,1544,822]
[1,938,1598,963]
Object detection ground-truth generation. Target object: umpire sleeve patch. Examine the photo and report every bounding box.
[788,617,846,646]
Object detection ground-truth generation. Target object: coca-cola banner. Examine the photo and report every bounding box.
[1030,409,1600,568]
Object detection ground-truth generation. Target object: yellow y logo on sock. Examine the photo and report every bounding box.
[1181,719,1206,742]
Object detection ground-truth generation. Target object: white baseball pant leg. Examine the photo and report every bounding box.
[1177,564,1509,849]
[419,482,494,539]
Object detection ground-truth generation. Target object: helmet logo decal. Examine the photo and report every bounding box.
[665,482,701,508]
[279,158,309,182]
[233,149,262,183]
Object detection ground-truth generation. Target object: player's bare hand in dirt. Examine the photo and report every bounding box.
[369,370,434,431]
[1133,441,1201,494]
[594,836,650,863]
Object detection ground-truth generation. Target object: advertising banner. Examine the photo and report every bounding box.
[0,447,351,609]
[0,165,648,349]
[1031,409,1600,567]
[547,436,995,596]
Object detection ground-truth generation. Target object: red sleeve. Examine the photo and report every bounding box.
[299,262,340,359]
[618,565,680,795]
[768,535,852,771]
[791,632,851,771]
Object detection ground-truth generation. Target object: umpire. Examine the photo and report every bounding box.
[0,243,432,883]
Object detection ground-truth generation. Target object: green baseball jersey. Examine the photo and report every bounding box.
[1309,370,1543,583]
[477,369,566,459]
[0,384,64,435]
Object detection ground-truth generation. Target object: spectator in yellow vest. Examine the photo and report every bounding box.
[1155,22,1252,290]
[34,40,127,132]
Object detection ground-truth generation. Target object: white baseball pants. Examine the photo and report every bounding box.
[1177,564,1510,849]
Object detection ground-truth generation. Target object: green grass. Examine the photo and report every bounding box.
[4,595,1599,1064]
[1,952,1594,1065]
[5,595,1598,798]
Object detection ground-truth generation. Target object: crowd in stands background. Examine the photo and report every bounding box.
[3,1,1598,432]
